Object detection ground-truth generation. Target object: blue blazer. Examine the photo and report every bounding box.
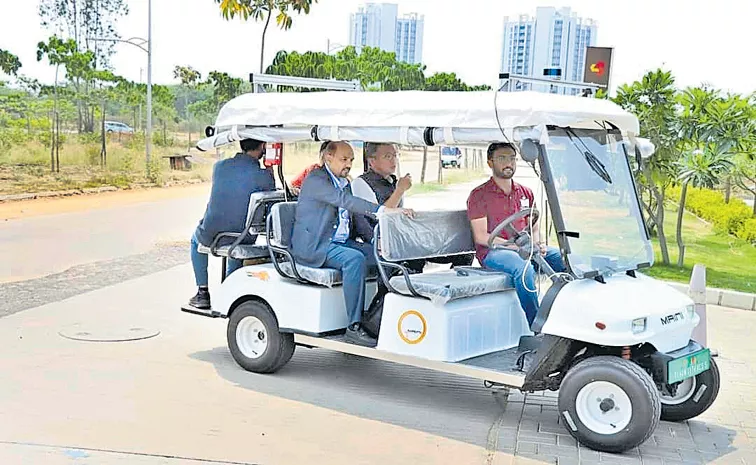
[290,166,380,268]
[194,153,276,246]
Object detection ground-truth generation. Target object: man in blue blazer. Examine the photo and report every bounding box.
[291,141,413,347]
[188,138,276,310]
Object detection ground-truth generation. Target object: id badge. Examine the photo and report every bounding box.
[520,197,530,209]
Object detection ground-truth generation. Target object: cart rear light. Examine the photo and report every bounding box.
[595,322,606,330]
[632,317,647,334]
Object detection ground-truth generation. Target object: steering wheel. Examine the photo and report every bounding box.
[487,208,539,250]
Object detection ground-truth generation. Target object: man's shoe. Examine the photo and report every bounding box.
[345,324,377,348]
[188,288,211,309]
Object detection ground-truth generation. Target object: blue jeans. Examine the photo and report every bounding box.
[190,231,244,287]
[323,239,377,326]
[482,246,566,326]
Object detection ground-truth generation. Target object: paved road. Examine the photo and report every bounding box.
[3,162,753,464]
[0,260,753,464]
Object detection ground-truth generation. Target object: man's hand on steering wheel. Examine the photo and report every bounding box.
[487,207,540,251]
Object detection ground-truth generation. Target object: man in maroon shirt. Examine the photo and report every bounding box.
[466,142,565,327]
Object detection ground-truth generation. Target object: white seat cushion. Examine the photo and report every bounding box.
[389,268,514,305]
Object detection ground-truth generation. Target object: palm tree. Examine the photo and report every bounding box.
[674,147,735,266]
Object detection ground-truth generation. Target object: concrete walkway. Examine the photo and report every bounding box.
[1,259,755,464]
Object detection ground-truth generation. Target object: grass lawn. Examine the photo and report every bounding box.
[643,206,756,293]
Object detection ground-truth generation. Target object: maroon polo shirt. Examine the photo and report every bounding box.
[466,177,535,263]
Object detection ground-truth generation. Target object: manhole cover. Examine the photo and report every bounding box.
[59,326,160,342]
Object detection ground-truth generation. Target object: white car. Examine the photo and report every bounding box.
[104,121,134,134]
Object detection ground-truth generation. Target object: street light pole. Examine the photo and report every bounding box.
[145,0,152,168]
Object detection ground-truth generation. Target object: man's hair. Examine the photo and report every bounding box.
[487,142,517,160]
[240,139,264,153]
[364,142,394,159]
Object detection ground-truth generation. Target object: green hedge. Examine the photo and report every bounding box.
[668,185,756,243]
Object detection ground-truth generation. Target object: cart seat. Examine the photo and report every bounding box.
[198,190,287,260]
[388,267,514,305]
[376,209,514,303]
[197,243,269,260]
[268,202,377,287]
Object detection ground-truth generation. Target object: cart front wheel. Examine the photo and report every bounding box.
[227,300,294,374]
[660,357,720,422]
[558,356,661,453]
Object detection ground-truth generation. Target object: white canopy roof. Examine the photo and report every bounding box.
[197,90,640,151]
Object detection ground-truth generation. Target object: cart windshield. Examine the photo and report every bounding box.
[543,128,653,278]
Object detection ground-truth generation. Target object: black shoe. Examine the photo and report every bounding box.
[345,324,377,347]
[189,288,211,309]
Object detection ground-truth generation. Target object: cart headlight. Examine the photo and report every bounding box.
[686,304,695,319]
[632,317,647,334]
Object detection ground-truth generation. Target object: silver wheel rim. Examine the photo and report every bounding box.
[575,381,633,435]
[660,377,696,405]
[236,316,268,360]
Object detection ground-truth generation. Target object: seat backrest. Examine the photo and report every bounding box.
[246,190,287,233]
[377,209,475,262]
[269,201,297,248]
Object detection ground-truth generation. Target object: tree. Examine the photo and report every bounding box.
[214,0,317,74]
[39,1,129,133]
[38,0,129,68]
[674,147,734,266]
[424,72,489,91]
[612,69,679,265]
[173,65,202,119]
[0,49,22,76]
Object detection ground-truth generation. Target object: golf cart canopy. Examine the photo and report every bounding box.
[196,90,641,151]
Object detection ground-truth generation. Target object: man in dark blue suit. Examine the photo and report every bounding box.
[188,138,276,309]
[291,141,413,347]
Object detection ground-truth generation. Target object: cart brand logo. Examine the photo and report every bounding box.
[660,311,684,326]
[397,310,427,345]
[589,61,606,76]
[246,270,270,281]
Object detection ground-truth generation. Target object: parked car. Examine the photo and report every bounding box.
[105,121,134,134]
[440,146,462,168]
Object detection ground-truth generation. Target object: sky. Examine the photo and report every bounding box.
[1,0,755,96]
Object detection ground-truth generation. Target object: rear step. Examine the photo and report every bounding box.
[181,305,222,318]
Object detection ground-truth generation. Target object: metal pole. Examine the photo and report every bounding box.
[145,0,153,169]
[690,263,707,346]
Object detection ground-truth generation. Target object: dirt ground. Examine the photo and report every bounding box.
[0,183,211,222]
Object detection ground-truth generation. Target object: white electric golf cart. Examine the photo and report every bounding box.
[185,90,720,453]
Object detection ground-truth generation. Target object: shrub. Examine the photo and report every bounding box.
[736,218,756,243]
[668,185,754,243]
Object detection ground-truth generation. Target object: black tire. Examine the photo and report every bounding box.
[660,357,720,422]
[227,300,295,374]
[558,356,661,453]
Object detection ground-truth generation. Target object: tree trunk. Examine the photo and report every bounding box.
[753,189,756,216]
[676,182,688,268]
[51,64,59,173]
[100,100,107,166]
[420,146,428,184]
[724,177,731,203]
[55,112,60,173]
[259,9,273,74]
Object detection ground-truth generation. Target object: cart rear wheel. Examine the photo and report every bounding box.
[558,356,660,453]
[660,357,720,422]
[227,301,294,374]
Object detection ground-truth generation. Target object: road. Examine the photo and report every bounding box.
[2,163,753,464]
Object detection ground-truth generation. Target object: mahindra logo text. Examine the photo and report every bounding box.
[660,312,685,325]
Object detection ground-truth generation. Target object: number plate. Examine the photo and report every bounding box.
[667,349,711,384]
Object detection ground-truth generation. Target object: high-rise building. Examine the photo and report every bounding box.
[499,7,597,94]
[395,13,424,64]
[348,3,424,64]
